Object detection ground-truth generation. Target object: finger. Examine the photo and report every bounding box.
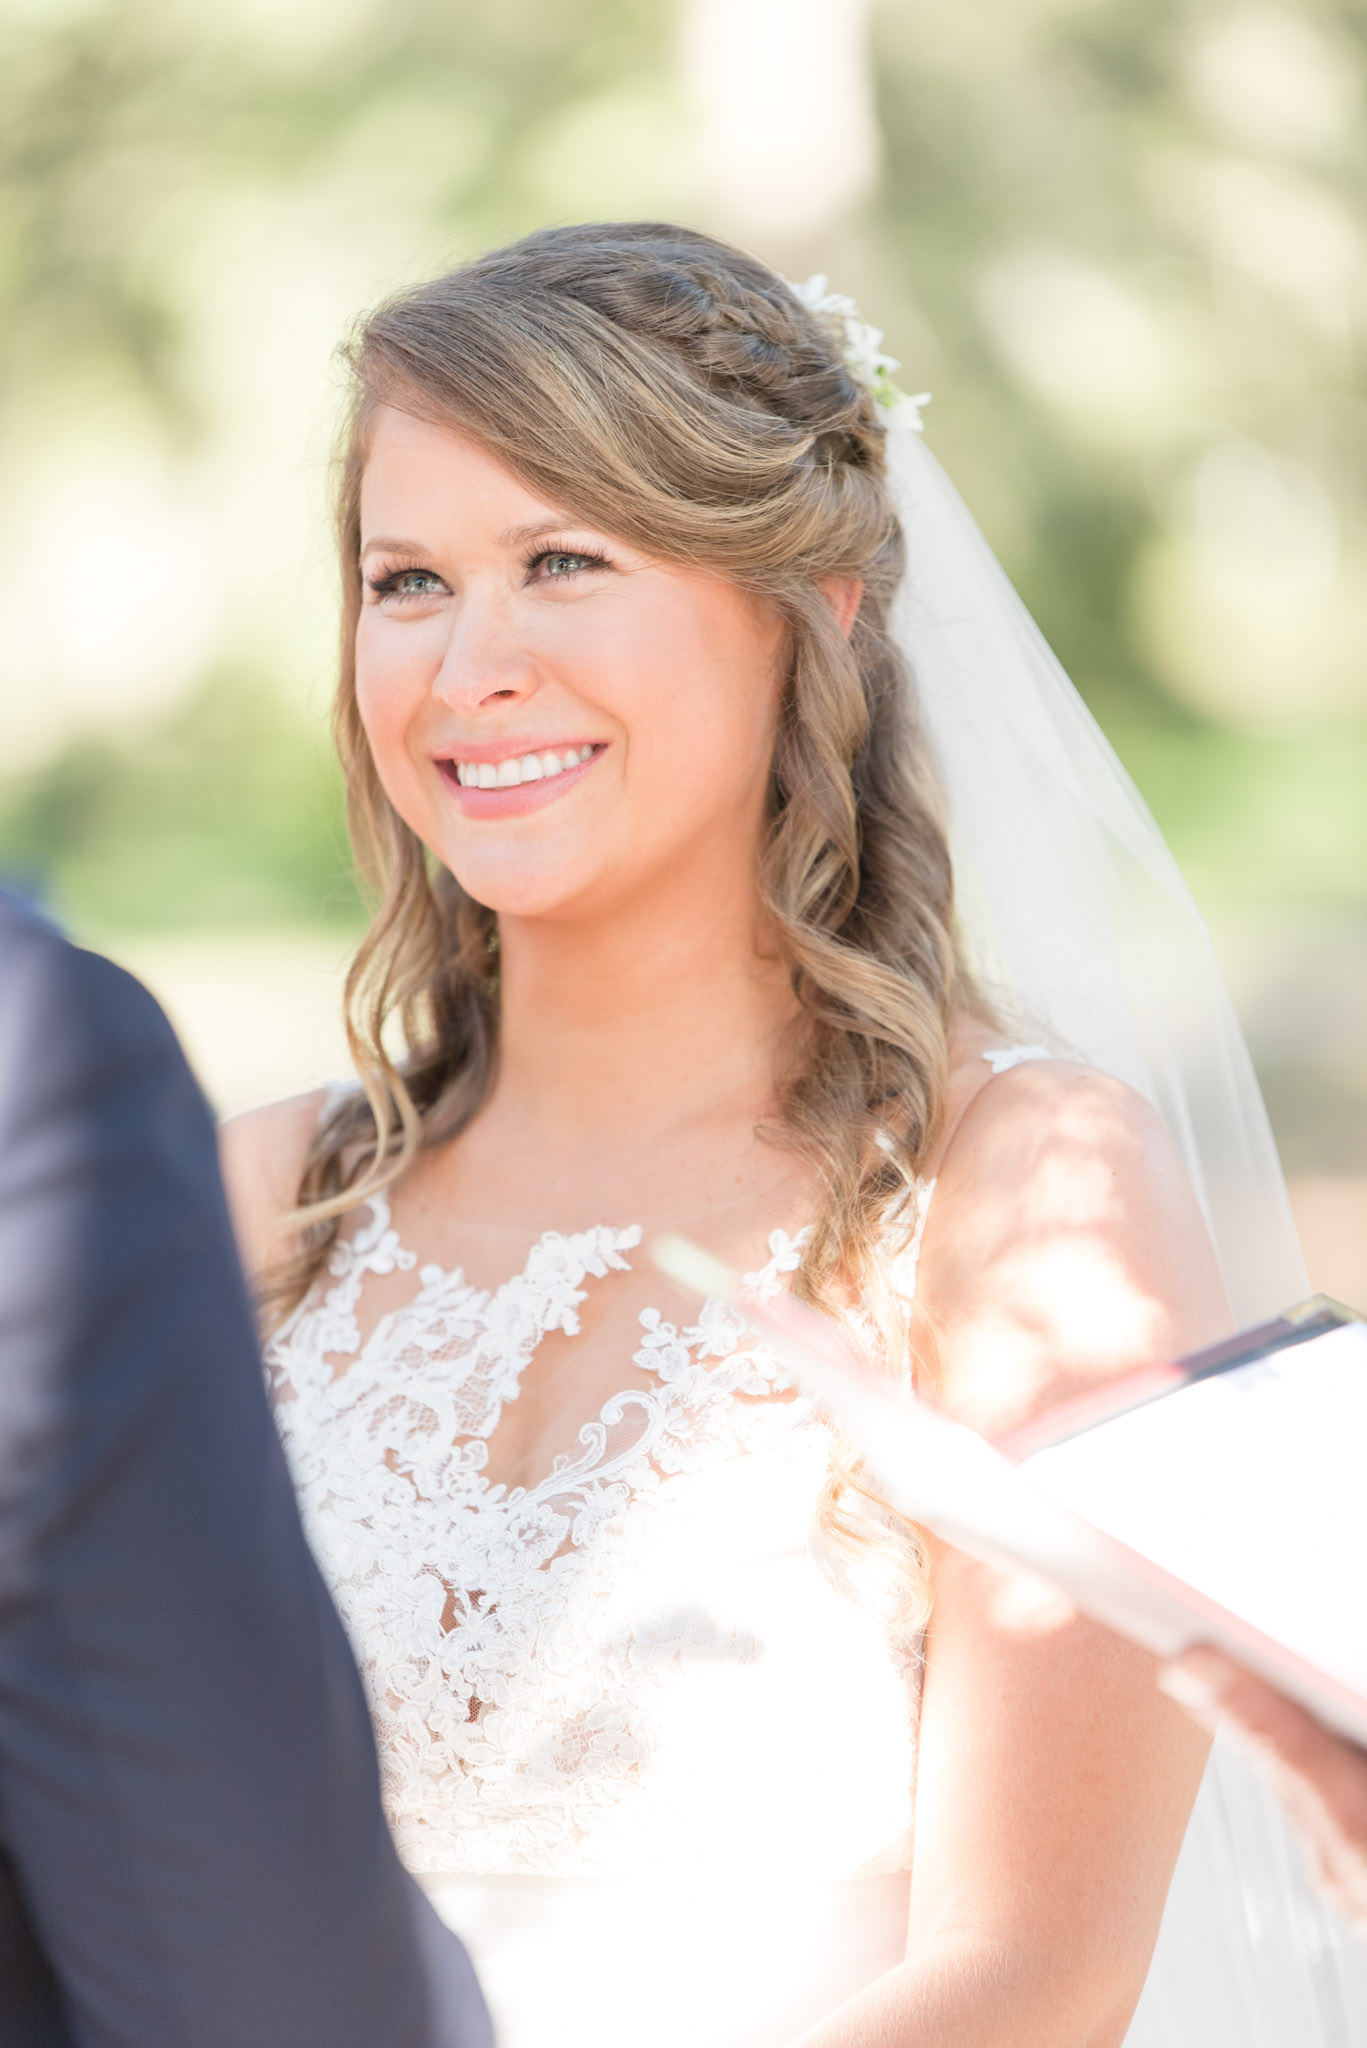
[1157,1646,1233,1731]
[1161,1647,1367,1923]
[1171,1651,1367,1802]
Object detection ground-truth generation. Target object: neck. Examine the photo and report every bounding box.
[490,870,799,1148]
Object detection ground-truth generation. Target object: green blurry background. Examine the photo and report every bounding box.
[1,0,1364,1295]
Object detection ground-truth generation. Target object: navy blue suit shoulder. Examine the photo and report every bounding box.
[0,901,486,2048]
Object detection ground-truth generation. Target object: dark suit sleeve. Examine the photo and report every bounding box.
[0,912,490,2048]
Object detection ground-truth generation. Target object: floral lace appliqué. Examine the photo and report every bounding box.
[267,1207,832,1876]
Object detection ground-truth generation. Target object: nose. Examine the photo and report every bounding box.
[429,585,540,713]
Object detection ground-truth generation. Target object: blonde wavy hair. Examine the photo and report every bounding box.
[276,221,981,1633]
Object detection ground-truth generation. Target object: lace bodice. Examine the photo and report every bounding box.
[266,1198,925,1882]
[263,1043,1367,2048]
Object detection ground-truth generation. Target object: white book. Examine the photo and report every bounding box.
[651,1237,1367,1749]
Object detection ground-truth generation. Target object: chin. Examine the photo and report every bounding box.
[442,853,597,922]
[434,805,648,922]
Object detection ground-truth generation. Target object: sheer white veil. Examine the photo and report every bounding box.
[880,409,1367,2041]
[884,410,1307,1326]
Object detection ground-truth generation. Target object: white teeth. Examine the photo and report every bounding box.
[454,746,597,788]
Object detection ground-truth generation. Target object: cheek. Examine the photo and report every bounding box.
[354,664,399,760]
[353,630,438,829]
[354,621,427,761]
[624,600,784,800]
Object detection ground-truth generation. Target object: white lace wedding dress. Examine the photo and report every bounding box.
[266,1058,1367,2048]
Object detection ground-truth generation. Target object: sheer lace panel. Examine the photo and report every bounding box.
[263,1066,1090,1878]
[269,1203,927,1877]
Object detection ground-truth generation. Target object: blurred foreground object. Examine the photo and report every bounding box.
[0,896,488,2047]
[657,1233,1367,2019]
[1163,1647,1367,1937]
[658,1240,1367,1744]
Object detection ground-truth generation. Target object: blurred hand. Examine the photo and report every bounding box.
[1160,1646,1367,1934]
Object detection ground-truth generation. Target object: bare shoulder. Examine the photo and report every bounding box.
[915,1051,1231,1434]
[938,1051,1181,1212]
[218,1087,333,1282]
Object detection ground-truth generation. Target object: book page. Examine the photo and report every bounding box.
[1022,1322,1367,1694]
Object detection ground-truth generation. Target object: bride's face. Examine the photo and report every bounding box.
[355,406,789,922]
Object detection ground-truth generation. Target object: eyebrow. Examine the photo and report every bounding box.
[497,518,586,548]
[359,535,427,559]
[358,518,591,561]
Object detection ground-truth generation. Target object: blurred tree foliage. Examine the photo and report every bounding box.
[0,0,675,931]
[0,678,359,929]
[0,0,1363,934]
[0,0,665,411]
[871,0,1367,746]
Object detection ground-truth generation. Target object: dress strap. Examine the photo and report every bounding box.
[923,1043,1057,1181]
[981,1043,1053,1076]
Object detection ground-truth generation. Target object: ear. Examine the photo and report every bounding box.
[817,575,864,639]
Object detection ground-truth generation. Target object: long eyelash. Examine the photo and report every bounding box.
[365,564,430,597]
[524,544,610,577]
[362,561,444,598]
[364,547,607,597]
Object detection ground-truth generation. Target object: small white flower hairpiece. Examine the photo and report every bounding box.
[787,274,930,429]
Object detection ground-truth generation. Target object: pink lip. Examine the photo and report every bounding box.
[435,745,605,819]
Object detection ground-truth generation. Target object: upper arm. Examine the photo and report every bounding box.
[217,1089,330,1285]
[904,1064,1228,2023]
[915,1059,1231,1433]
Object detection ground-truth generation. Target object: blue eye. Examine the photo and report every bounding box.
[368,566,445,600]
[530,547,608,581]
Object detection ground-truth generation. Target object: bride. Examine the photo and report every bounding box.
[222,222,1363,2046]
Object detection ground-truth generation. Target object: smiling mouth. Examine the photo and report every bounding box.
[443,745,598,791]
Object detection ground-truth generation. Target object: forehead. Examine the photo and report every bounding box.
[360,406,560,539]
